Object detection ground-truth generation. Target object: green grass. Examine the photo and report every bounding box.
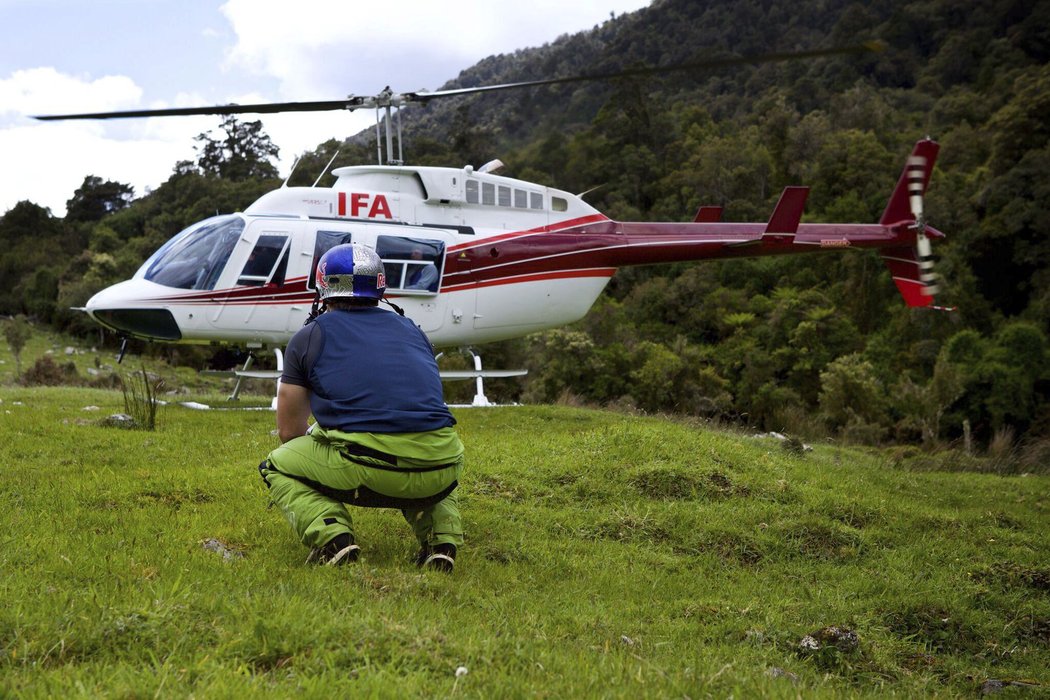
[1,385,1048,698]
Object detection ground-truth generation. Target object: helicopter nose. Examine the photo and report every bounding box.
[86,283,183,341]
[88,307,183,341]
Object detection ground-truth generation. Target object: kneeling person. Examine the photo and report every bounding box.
[258,243,462,571]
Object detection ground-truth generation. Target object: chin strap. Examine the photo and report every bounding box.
[304,292,323,325]
[306,294,403,322]
[382,298,406,316]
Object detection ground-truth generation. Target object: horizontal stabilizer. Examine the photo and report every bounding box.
[693,206,723,223]
[764,186,809,238]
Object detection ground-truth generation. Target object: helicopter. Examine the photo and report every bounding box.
[35,42,948,405]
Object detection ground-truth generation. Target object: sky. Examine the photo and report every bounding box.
[0,0,652,217]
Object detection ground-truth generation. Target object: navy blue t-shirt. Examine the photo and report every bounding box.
[282,306,455,433]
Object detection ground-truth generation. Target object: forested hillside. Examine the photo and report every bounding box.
[3,0,1048,455]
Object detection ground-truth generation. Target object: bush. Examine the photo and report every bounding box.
[119,367,164,431]
[22,355,80,386]
[819,354,889,437]
[3,315,31,379]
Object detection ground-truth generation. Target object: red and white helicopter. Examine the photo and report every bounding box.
[37,44,948,405]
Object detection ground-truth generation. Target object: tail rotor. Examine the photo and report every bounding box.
[907,154,941,297]
[879,140,953,310]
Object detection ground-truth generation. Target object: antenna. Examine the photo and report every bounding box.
[312,150,341,187]
[280,156,300,188]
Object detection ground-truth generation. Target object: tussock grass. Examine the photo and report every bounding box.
[1,386,1048,698]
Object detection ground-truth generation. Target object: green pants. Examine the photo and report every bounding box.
[260,425,464,551]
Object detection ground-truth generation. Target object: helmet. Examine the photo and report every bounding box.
[315,243,386,301]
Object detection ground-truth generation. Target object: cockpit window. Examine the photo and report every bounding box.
[144,215,244,290]
[238,234,289,287]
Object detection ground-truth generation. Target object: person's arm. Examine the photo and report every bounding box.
[276,382,312,443]
[417,264,438,291]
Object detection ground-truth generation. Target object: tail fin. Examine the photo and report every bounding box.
[693,206,722,223]
[879,139,949,309]
[880,139,939,226]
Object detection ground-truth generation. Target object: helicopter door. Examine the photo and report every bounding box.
[209,223,297,344]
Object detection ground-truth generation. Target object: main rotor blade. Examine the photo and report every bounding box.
[406,41,886,102]
[33,98,361,121]
[33,41,884,121]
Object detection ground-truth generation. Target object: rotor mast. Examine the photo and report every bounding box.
[369,87,404,166]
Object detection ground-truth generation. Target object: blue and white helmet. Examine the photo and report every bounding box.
[315,243,386,301]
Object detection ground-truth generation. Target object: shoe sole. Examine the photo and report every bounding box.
[423,552,454,571]
[326,544,361,565]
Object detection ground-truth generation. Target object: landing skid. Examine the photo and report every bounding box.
[436,348,526,407]
[201,347,284,408]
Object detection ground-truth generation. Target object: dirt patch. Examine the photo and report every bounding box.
[884,605,979,653]
[974,562,1050,592]
[137,489,214,510]
[774,518,864,561]
[692,532,765,566]
[629,467,749,500]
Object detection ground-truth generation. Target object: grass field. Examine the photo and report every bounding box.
[1,379,1048,698]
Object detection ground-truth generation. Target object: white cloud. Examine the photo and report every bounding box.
[0,69,203,216]
[0,118,197,216]
[0,67,142,117]
[3,1,652,216]
[219,0,649,98]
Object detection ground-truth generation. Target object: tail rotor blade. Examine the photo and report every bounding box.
[907,154,927,222]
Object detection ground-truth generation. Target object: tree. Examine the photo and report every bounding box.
[65,176,134,224]
[892,360,964,446]
[3,315,31,380]
[819,353,890,442]
[0,202,68,315]
[194,115,280,181]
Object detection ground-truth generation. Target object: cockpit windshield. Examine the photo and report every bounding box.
[143,215,245,290]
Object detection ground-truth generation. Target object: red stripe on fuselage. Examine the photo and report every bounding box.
[446,213,610,253]
[142,277,313,304]
[441,267,615,293]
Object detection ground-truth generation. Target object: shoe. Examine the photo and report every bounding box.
[307,533,360,566]
[416,543,456,572]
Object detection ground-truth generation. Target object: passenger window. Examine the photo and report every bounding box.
[482,182,495,206]
[530,192,543,210]
[514,189,527,208]
[498,185,511,207]
[466,180,479,204]
[238,234,289,286]
[552,196,568,212]
[376,235,444,294]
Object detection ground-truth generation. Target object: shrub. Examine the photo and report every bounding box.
[819,353,889,439]
[120,366,164,431]
[22,355,80,386]
[3,315,31,379]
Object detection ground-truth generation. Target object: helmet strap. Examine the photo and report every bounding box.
[381,299,406,316]
[304,292,322,325]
